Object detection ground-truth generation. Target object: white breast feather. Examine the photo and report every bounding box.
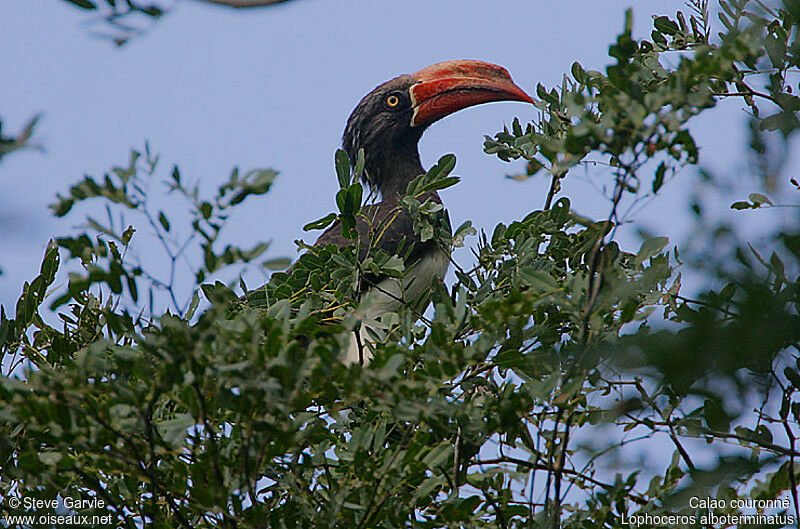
[344,248,450,365]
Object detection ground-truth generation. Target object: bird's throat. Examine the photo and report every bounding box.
[369,142,425,202]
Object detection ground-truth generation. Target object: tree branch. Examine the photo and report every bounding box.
[543,170,565,211]
[474,456,649,506]
[193,0,296,7]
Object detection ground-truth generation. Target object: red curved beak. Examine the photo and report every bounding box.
[409,59,534,127]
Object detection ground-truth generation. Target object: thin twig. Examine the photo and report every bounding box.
[772,368,800,523]
[543,171,565,211]
[474,457,649,506]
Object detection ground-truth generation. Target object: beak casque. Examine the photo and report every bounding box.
[409,59,534,127]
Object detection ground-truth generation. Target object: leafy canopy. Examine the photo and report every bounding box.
[3,1,800,528]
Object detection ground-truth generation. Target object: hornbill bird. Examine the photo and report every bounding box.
[259,60,533,365]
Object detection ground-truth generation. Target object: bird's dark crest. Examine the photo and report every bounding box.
[342,74,425,198]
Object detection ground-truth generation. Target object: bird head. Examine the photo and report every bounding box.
[342,59,534,196]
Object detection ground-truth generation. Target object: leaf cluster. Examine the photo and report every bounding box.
[3,2,800,527]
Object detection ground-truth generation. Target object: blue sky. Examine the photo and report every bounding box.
[0,0,784,309]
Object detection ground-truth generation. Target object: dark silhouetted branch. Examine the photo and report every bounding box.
[194,0,296,7]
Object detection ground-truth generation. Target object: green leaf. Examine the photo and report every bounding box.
[335,188,348,214]
[653,16,679,35]
[571,61,585,82]
[760,111,800,136]
[636,236,669,263]
[156,414,195,448]
[378,255,404,278]
[199,202,213,220]
[704,399,730,432]
[335,149,351,188]
[518,267,560,293]
[347,183,363,212]
[121,225,135,245]
[141,5,164,18]
[157,211,171,232]
[65,0,97,9]
[420,176,460,193]
[40,240,60,286]
[428,154,456,180]
[769,252,785,279]
[748,193,773,206]
[452,221,476,248]
[422,442,453,467]
[303,213,337,231]
[184,291,201,321]
[653,162,666,193]
[38,451,63,466]
[125,274,138,302]
[379,353,406,379]
[407,154,457,197]
[354,148,365,178]
[261,257,292,270]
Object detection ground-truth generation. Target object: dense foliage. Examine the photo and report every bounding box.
[2,1,800,527]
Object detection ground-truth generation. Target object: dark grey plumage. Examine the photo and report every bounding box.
[317,73,447,273]
[317,73,451,364]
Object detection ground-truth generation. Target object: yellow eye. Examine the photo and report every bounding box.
[386,94,400,108]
